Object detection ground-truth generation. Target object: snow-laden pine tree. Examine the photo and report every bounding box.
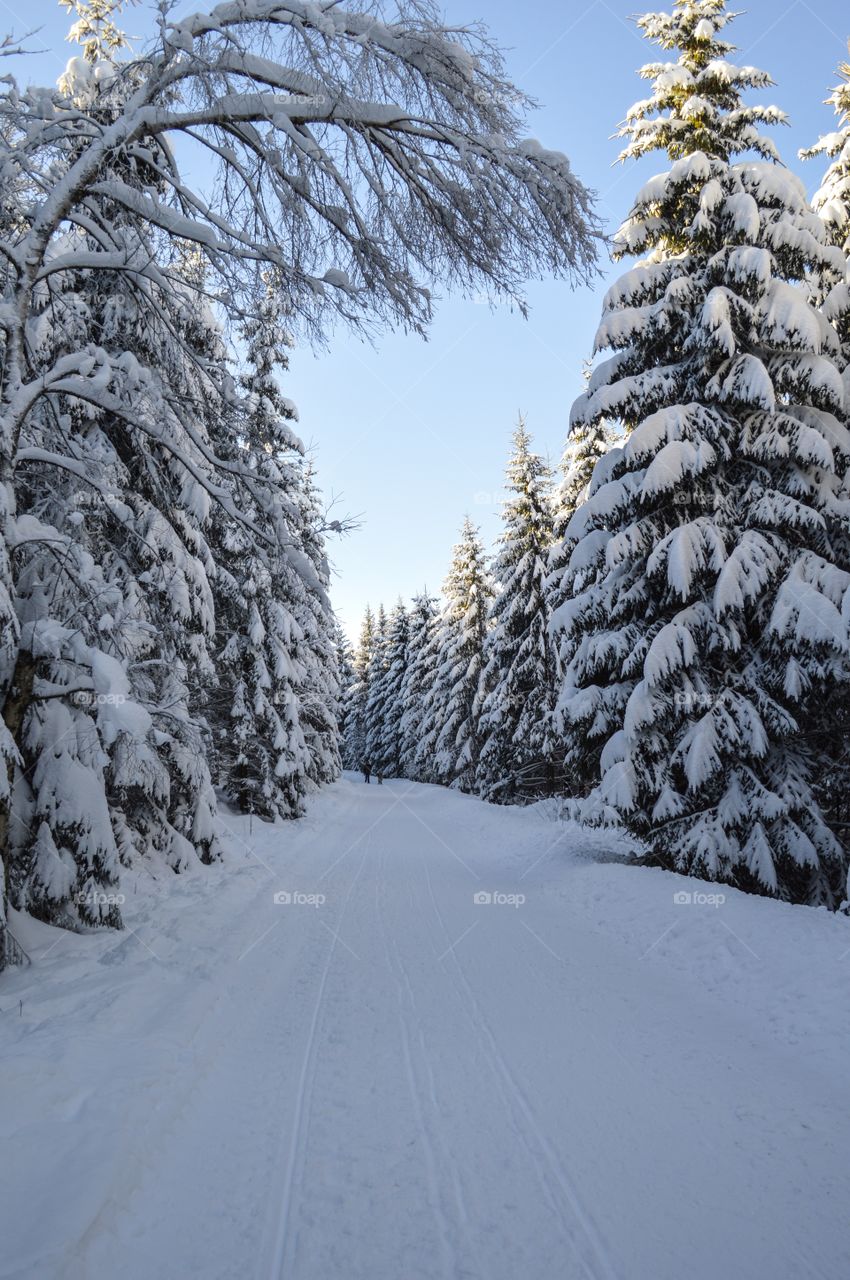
[363,605,389,769]
[413,610,451,785]
[369,601,409,777]
[551,366,617,543]
[552,0,850,905]
[801,48,850,874]
[334,620,356,759]
[425,520,493,791]
[552,418,616,545]
[209,296,313,819]
[342,608,376,771]
[803,47,850,262]
[399,591,439,780]
[477,420,560,801]
[293,461,342,789]
[8,74,223,928]
[545,405,619,712]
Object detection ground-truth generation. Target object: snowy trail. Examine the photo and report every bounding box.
[2,777,850,1280]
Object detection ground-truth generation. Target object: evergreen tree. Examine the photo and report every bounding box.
[292,461,342,790]
[801,49,850,876]
[196,276,340,818]
[334,620,356,758]
[9,56,225,925]
[371,601,409,777]
[477,420,560,801]
[546,370,621,720]
[803,48,850,262]
[552,0,850,905]
[342,608,375,770]
[553,367,620,546]
[425,520,493,791]
[413,612,451,785]
[399,591,439,780]
[363,605,389,768]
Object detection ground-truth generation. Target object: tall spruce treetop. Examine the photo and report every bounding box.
[477,419,559,801]
[432,519,493,792]
[354,608,376,685]
[617,1,784,166]
[370,600,410,777]
[342,607,375,770]
[553,0,850,904]
[363,604,389,767]
[210,292,314,821]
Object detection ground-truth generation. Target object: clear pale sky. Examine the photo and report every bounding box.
[15,0,850,637]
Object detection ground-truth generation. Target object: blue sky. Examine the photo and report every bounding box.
[15,0,850,637]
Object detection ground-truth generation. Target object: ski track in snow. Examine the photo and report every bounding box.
[264,835,372,1280]
[376,846,467,1280]
[416,846,618,1280]
[2,775,850,1280]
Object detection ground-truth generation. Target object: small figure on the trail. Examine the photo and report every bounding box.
[362,760,371,784]
[377,770,383,786]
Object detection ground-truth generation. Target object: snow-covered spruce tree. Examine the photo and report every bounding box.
[363,604,389,768]
[209,287,315,820]
[552,366,618,542]
[428,519,493,791]
[399,590,439,780]
[9,60,224,927]
[552,0,850,905]
[546,410,619,695]
[0,1,599,964]
[412,607,450,785]
[293,461,343,789]
[803,47,850,262]
[334,619,356,760]
[342,607,376,771]
[477,419,560,802]
[801,48,850,863]
[369,600,409,777]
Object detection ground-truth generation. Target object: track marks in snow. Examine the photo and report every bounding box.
[375,852,473,1280]
[260,842,371,1280]
[417,845,621,1280]
[9,779,849,1280]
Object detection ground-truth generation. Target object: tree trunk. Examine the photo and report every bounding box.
[0,647,34,970]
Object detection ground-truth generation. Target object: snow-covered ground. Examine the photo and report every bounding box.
[2,775,849,1280]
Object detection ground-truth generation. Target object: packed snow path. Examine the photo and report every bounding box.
[2,777,850,1279]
